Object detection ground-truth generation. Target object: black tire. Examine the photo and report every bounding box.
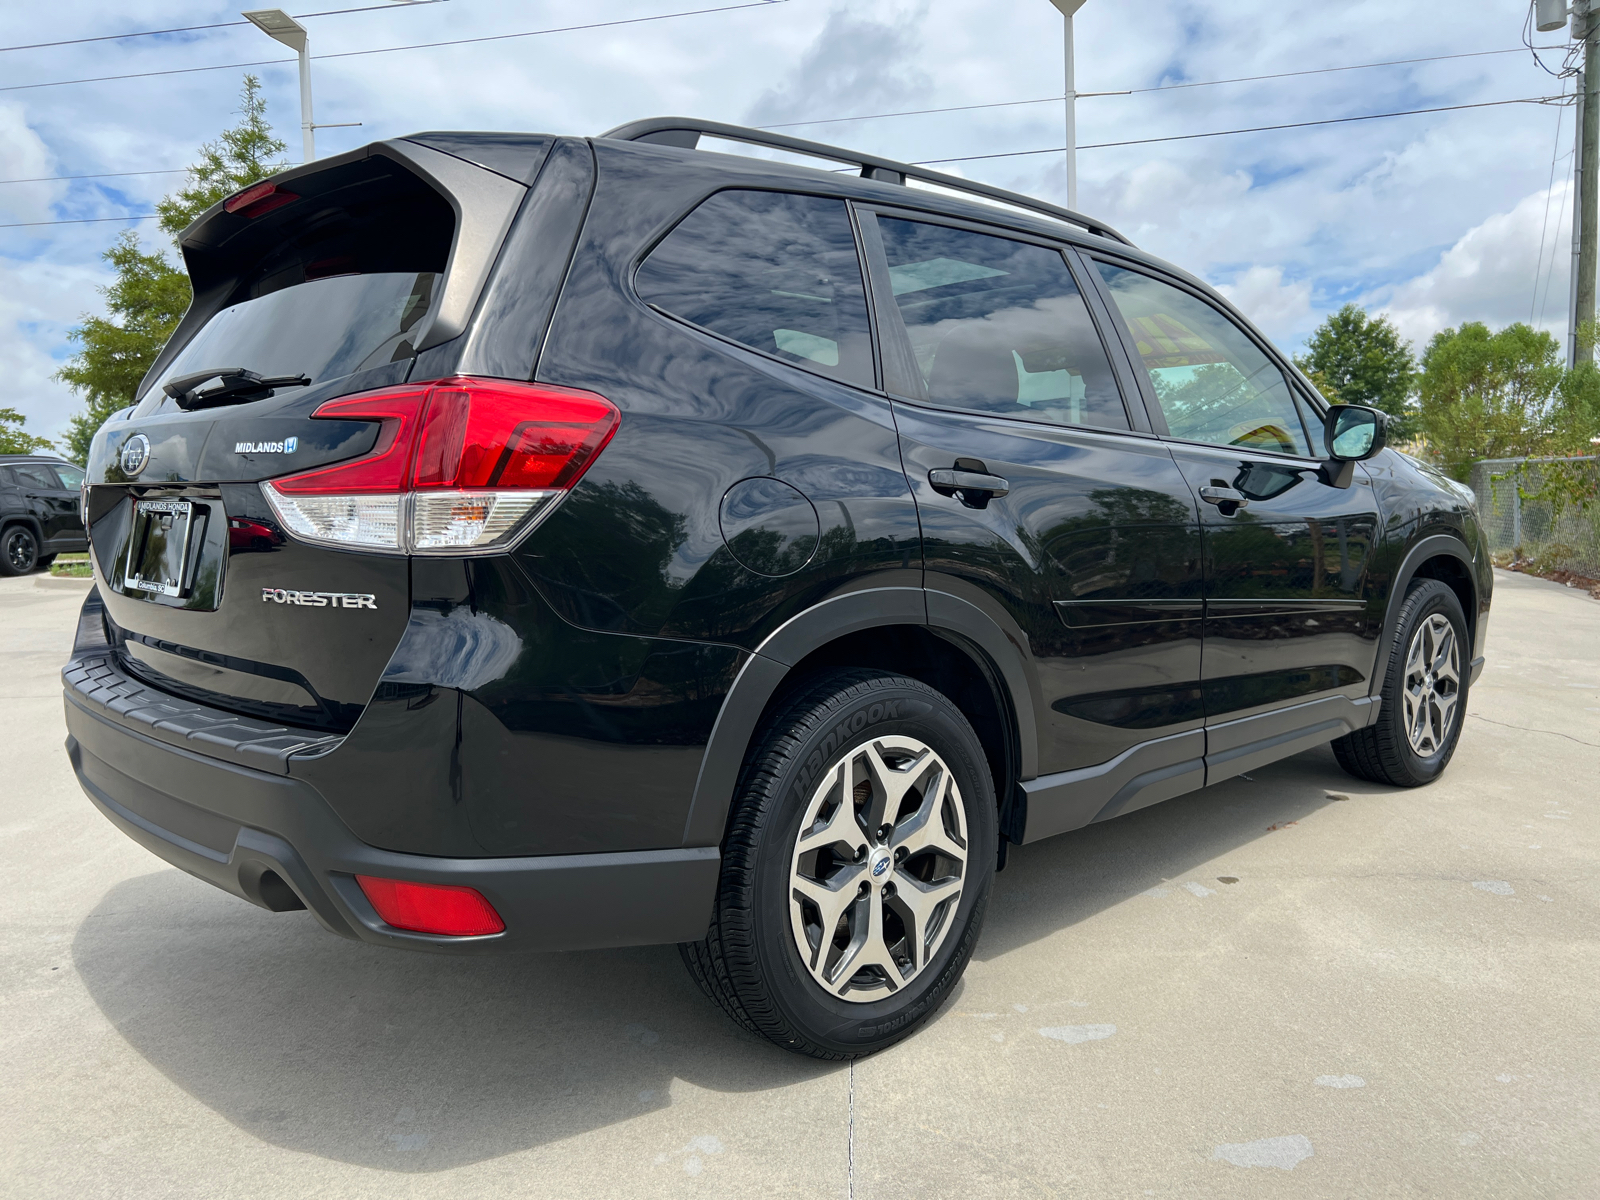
[1,526,40,576]
[1333,579,1470,787]
[681,669,997,1059]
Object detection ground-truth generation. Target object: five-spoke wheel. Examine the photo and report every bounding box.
[681,670,995,1059]
[1402,612,1460,757]
[789,735,967,1001]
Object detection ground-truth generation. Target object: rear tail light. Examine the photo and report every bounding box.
[260,376,618,554]
[355,875,506,937]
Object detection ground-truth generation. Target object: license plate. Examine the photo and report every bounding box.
[124,499,197,597]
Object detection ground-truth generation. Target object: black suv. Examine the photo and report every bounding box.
[2,453,86,575]
[65,119,1490,1058]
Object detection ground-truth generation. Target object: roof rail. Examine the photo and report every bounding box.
[597,116,1133,247]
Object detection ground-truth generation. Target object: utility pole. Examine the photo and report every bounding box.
[1047,1,1088,212]
[1547,0,1600,363]
[1580,1,1600,362]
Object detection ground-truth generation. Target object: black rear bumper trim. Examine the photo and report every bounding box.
[65,699,721,954]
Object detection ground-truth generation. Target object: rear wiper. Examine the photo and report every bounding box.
[163,367,311,411]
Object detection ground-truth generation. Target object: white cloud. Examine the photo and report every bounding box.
[1217,265,1313,343]
[1378,181,1573,351]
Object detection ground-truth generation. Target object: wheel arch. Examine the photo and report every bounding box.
[680,586,1037,849]
[1369,533,1478,697]
[1,515,44,542]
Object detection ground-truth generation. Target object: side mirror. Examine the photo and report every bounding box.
[1320,404,1387,488]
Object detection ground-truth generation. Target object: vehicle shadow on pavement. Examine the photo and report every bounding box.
[71,744,1376,1172]
[978,742,1360,960]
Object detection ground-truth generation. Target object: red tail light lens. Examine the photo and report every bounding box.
[356,875,506,937]
[413,380,618,490]
[259,376,619,554]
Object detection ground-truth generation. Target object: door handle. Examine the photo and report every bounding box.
[929,467,1010,509]
[1198,485,1249,511]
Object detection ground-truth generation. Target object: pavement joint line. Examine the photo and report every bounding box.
[846,1057,855,1198]
[1466,713,1600,747]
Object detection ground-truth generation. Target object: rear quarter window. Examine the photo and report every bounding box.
[634,190,875,389]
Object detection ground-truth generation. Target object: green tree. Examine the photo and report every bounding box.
[0,407,53,454]
[155,75,288,239]
[53,75,287,463]
[1415,321,1566,479]
[54,233,191,462]
[1294,303,1416,428]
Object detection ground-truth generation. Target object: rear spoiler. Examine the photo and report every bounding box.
[138,138,539,403]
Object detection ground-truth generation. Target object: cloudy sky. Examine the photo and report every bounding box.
[0,0,1579,445]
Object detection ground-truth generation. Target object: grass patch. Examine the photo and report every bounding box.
[49,553,92,578]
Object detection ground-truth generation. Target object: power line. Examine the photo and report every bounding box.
[0,169,189,186]
[5,94,1556,228]
[0,3,449,54]
[1531,85,1569,324]
[0,0,789,92]
[911,96,1561,165]
[0,215,158,229]
[3,41,1566,187]
[762,46,1570,131]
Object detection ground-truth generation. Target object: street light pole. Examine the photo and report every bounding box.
[242,9,314,161]
[1048,0,1088,211]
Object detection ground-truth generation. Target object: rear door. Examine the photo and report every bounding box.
[857,209,1207,835]
[44,463,86,548]
[12,464,72,543]
[1087,258,1382,781]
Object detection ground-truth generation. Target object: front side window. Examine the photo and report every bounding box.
[874,217,1128,430]
[634,190,874,388]
[1094,263,1312,457]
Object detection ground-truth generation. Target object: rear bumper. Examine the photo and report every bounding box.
[63,676,720,955]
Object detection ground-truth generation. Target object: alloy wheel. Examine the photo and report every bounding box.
[5,529,37,573]
[788,735,968,1002]
[1402,612,1460,756]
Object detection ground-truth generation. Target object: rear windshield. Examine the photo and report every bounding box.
[149,271,438,397]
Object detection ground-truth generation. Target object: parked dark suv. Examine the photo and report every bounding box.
[65,119,1490,1057]
[2,453,87,575]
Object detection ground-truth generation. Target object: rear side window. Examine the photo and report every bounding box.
[54,464,85,490]
[873,217,1128,430]
[635,190,874,388]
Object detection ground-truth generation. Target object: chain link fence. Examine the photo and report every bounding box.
[1468,456,1600,578]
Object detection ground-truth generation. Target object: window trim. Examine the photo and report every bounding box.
[1083,253,1324,463]
[625,185,883,393]
[852,203,1146,439]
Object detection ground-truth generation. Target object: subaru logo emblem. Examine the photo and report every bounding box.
[872,858,890,877]
[870,848,892,878]
[119,433,150,477]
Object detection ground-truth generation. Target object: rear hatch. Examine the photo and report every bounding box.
[82,138,539,732]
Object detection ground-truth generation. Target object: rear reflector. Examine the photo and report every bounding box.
[260,376,619,554]
[355,875,506,937]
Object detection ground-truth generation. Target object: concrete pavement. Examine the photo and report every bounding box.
[1,568,1595,1198]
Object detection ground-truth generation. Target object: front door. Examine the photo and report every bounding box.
[1088,260,1382,781]
[856,210,1207,839]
